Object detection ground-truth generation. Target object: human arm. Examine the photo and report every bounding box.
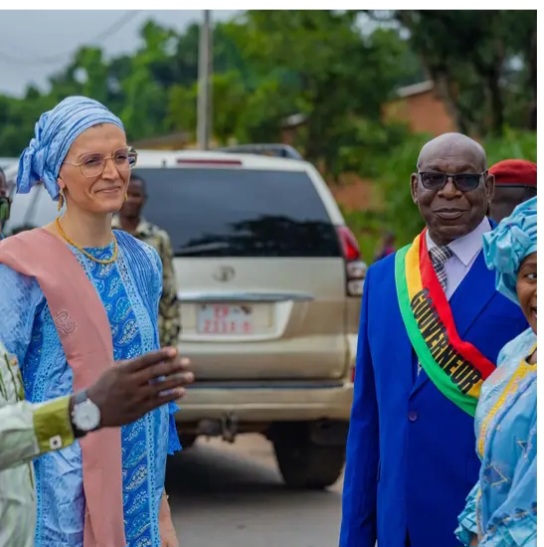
[159,491,179,547]
[0,394,74,470]
[0,267,64,469]
[339,270,379,547]
[0,346,193,470]
[0,264,43,368]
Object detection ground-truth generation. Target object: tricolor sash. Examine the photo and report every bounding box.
[394,230,496,416]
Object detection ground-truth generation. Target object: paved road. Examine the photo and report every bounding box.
[166,434,344,547]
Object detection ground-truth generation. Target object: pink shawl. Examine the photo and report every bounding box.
[0,228,125,547]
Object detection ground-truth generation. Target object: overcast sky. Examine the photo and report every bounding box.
[0,10,238,97]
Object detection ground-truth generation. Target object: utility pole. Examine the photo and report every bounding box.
[197,10,212,149]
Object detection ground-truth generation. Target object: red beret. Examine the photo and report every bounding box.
[489,159,537,187]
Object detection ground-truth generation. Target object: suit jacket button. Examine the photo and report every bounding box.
[408,410,418,422]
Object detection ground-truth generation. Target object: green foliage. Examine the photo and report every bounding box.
[0,10,535,160]
[485,129,537,164]
[388,10,537,134]
[341,207,387,264]
[0,10,536,258]
[0,10,423,168]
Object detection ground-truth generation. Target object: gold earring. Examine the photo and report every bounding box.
[124,192,128,201]
[57,188,65,211]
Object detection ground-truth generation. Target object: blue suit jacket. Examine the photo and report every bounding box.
[339,250,527,547]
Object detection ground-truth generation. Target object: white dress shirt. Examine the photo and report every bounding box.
[426,217,491,301]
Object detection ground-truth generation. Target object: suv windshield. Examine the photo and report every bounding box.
[135,167,341,258]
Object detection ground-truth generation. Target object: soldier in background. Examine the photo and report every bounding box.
[488,159,536,223]
[114,173,181,348]
[373,230,396,262]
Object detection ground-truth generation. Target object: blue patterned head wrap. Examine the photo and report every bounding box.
[16,96,124,200]
[483,197,537,304]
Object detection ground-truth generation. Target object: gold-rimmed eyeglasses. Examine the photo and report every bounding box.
[63,147,138,178]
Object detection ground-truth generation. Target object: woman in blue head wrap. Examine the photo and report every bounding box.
[0,96,180,547]
[456,197,537,547]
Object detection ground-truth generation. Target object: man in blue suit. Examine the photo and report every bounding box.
[339,133,528,547]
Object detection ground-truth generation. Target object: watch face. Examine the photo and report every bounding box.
[74,399,101,431]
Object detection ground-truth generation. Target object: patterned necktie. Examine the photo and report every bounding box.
[429,245,453,292]
[417,245,453,377]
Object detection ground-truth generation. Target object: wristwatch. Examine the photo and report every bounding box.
[70,390,101,437]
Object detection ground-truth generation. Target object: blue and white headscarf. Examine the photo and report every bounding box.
[483,197,537,304]
[17,96,124,201]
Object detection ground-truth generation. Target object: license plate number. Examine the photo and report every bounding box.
[197,304,253,335]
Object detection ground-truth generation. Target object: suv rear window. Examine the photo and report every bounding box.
[135,167,341,258]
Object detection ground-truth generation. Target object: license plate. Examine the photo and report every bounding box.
[197,304,253,335]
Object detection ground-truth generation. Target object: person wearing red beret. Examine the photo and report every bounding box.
[489,159,536,222]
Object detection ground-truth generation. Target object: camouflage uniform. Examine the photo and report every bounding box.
[113,217,181,348]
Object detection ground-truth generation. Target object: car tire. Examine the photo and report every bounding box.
[272,425,345,489]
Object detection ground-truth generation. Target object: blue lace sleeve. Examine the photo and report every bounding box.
[479,419,537,547]
[456,482,480,545]
[0,264,43,367]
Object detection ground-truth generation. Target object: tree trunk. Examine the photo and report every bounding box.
[416,56,465,133]
[486,69,504,135]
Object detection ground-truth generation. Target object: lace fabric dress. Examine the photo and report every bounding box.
[0,230,181,547]
[456,328,537,547]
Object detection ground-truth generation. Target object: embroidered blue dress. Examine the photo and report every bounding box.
[456,328,537,547]
[0,230,181,547]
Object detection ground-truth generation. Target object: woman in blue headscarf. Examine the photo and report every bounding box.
[456,197,537,547]
[0,96,180,547]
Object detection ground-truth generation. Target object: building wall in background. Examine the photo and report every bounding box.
[383,80,457,136]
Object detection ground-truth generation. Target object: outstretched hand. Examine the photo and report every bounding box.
[86,347,194,428]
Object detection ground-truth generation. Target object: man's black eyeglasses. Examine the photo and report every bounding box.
[418,171,486,193]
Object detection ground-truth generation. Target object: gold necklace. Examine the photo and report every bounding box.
[55,217,119,265]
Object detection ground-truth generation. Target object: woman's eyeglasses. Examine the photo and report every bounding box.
[64,147,138,178]
[418,171,486,193]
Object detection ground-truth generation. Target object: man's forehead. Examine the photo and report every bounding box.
[418,134,486,169]
[421,159,483,172]
[419,149,485,171]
